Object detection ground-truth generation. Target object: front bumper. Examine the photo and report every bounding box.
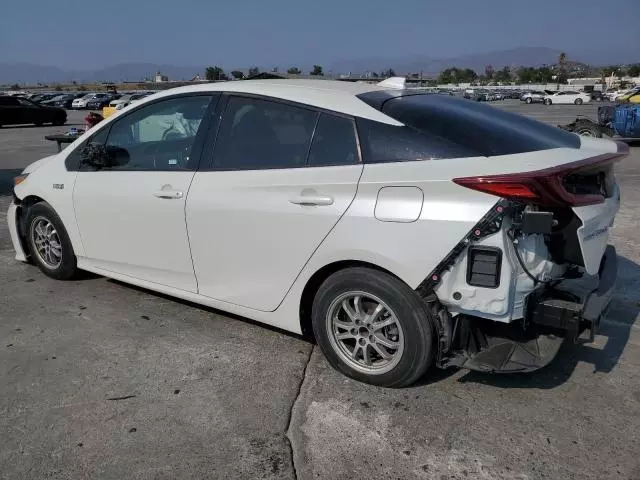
[7,200,28,262]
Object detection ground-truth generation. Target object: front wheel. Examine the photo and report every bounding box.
[312,267,435,388]
[25,202,78,280]
[544,98,552,105]
[574,98,583,105]
[525,97,532,104]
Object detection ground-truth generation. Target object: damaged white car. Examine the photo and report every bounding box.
[7,78,627,387]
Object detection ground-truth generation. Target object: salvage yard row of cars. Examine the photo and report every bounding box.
[4,91,155,111]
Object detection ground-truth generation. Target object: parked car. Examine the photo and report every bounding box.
[589,90,605,102]
[543,91,591,105]
[72,93,110,109]
[0,95,66,127]
[616,86,640,103]
[29,93,59,104]
[113,92,153,110]
[52,93,85,109]
[7,79,626,387]
[520,91,546,104]
[39,94,68,106]
[86,94,117,110]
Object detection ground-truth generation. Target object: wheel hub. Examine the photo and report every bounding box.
[326,292,405,375]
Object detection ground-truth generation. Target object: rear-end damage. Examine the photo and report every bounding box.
[419,143,627,373]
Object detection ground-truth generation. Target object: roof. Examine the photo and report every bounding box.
[128,79,402,125]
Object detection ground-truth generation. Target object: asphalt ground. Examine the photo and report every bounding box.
[1,102,639,480]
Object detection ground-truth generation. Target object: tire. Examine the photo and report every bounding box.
[25,202,77,280]
[53,116,66,126]
[574,98,583,105]
[573,120,602,138]
[544,98,552,105]
[311,267,435,388]
[525,97,532,104]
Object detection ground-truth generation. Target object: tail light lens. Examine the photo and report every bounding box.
[453,145,628,207]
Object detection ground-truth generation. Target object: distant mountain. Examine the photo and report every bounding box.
[0,62,204,85]
[329,46,640,75]
[1,46,638,84]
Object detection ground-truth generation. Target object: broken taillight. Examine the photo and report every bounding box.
[453,145,628,208]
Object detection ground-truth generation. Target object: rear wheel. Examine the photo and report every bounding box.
[311,267,435,387]
[25,202,78,280]
[525,97,532,104]
[573,120,602,138]
[574,98,583,105]
[53,116,66,126]
[544,98,552,105]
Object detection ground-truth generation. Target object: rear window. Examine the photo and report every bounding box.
[356,118,480,163]
[358,93,579,157]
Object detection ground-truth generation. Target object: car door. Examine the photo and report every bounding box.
[186,94,363,311]
[72,93,217,292]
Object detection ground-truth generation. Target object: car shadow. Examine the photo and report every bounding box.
[106,278,310,343]
[455,255,639,389]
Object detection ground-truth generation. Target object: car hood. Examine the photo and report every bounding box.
[22,154,58,174]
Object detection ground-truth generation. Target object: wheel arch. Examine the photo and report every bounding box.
[15,194,48,240]
[298,260,406,339]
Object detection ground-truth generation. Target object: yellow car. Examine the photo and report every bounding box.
[617,86,640,103]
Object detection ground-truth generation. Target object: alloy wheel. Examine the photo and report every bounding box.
[31,217,62,268]
[326,291,405,375]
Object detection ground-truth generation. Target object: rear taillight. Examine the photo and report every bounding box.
[453,146,628,207]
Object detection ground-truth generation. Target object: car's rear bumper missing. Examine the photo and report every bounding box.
[443,246,617,373]
[528,245,617,343]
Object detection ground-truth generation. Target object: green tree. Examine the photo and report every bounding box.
[310,65,323,76]
[78,85,87,91]
[248,66,260,77]
[494,66,511,83]
[626,64,640,77]
[287,67,302,75]
[54,85,63,91]
[231,70,245,79]
[205,66,226,81]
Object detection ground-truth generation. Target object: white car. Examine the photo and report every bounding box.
[543,91,591,105]
[109,92,151,110]
[72,93,110,109]
[7,79,626,387]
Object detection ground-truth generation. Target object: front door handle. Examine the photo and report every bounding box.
[153,188,184,199]
[289,195,334,206]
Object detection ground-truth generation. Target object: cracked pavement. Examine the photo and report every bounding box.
[1,108,640,479]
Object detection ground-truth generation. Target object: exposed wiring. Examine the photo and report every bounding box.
[507,229,550,286]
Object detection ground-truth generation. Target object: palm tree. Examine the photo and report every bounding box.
[557,52,567,88]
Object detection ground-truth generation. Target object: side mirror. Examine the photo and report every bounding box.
[80,144,130,169]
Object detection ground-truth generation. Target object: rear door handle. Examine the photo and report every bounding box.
[153,189,184,199]
[289,195,334,206]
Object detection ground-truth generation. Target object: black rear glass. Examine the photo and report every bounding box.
[358,92,580,157]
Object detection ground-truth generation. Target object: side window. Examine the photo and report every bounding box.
[213,96,317,170]
[356,118,478,164]
[308,114,359,167]
[0,97,18,106]
[103,95,212,171]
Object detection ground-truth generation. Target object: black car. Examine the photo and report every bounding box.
[85,94,116,110]
[590,90,605,102]
[0,96,67,127]
[50,93,84,109]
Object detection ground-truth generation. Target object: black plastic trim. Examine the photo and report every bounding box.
[466,246,502,289]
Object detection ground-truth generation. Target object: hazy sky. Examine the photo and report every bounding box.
[1,0,637,69]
